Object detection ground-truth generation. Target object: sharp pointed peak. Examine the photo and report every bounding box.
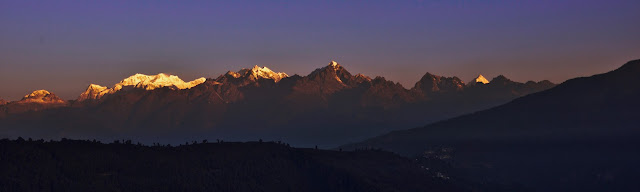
[315,60,343,68]
[326,60,344,70]
[473,74,490,84]
[309,61,348,76]
[420,72,441,79]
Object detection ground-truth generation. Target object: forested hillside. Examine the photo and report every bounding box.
[0,138,505,192]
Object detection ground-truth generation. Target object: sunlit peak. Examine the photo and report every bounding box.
[475,75,489,84]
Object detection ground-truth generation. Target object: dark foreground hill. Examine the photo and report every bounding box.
[343,59,640,191]
[0,138,517,192]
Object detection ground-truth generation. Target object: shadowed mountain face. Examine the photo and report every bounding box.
[0,61,554,147]
[343,59,640,191]
[412,72,465,94]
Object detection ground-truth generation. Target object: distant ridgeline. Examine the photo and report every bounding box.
[343,59,640,191]
[0,138,522,192]
[0,61,554,147]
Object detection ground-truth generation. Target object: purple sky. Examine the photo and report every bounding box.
[1,0,639,100]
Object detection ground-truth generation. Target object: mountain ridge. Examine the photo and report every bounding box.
[77,73,206,102]
[341,59,640,191]
[345,59,640,150]
[0,61,556,147]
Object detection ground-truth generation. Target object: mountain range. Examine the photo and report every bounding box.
[342,59,640,191]
[0,61,555,147]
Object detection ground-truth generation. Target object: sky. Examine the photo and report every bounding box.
[1,0,639,100]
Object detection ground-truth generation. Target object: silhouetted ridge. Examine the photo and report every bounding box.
[489,75,514,85]
[412,72,465,94]
[615,59,640,72]
[343,59,640,191]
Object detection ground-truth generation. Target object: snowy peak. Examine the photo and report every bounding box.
[245,65,289,82]
[310,61,346,75]
[19,90,66,104]
[220,65,289,83]
[23,90,52,99]
[329,60,341,69]
[78,84,109,101]
[290,61,364,96]
[469,74,490,85]
[78,73,206,101]
[116,73,206,90]
[475,75,490,84]
[308,60,354,81]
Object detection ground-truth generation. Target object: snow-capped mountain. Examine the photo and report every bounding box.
[216,65,288,87]
[289,61,372,99]
[117,73,206,90]
[78,73,206,101]
[78,84,109,101]
[0,60,556,147]
[0,90,68,117]
[469,74,490,85]
[238,65,289,82]
[18,90,66,104]
[306,61,366,87]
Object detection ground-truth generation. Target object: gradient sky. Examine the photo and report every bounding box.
[1,0,639,100]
